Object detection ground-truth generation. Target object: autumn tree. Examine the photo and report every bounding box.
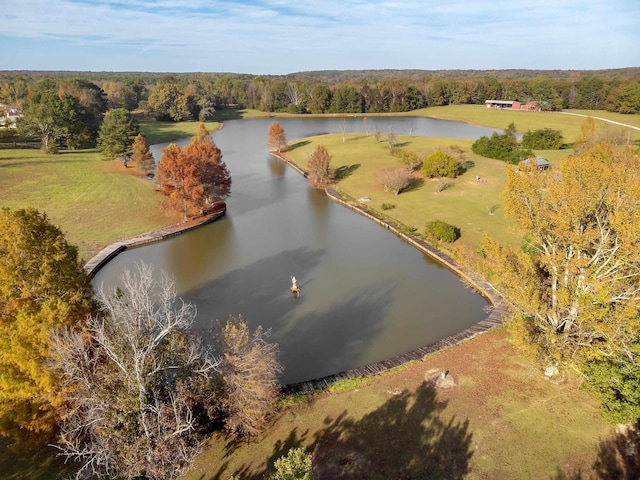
[267,122,288,153]
[492,142,640,369]
[97,108,139,160]
[157,123,231,220]
[129,133,155,176]
[50,263,222,480]
[0,208,94,445]
[395,148,422,171]
[142,77,189,121]
[307,144,334,188]
[377,167,413,195]
[217,316,282,438]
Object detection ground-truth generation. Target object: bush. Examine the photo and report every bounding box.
[521,128,564,149]
[472,123,534,164]
[381,203,395,210]
[425,220,460,243]
[395,148,422,171]
[422,151,459,178]
[265,448,314,480]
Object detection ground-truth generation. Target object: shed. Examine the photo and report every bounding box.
[521,157,550,170]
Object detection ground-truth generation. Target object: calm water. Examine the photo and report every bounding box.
[93,117,498,384]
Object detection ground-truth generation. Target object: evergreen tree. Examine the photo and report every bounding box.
[97,108,139,160]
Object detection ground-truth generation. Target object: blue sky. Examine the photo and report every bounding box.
[1,0,638,74]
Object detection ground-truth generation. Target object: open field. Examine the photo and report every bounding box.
[415,105,640,143]
[0,118,226,261]
[0,148,181,260]
[286,132,556,250]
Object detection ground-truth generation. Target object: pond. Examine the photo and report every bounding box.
[92,116,499,385]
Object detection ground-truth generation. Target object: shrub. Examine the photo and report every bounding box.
[422,151,459,178]
[381,203,395,210]
[521,128,564,149]
[425,220,460,243]
[377,167,412,195]
[265,448,314,480]
[472,123,534,164]
[395,148,422,171]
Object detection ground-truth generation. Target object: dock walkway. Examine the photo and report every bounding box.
[84,203,226,276]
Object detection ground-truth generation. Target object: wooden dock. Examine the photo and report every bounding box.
[84,203,227,276]
[269,151,510,395]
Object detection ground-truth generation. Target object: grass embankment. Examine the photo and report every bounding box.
[0,119,220,261]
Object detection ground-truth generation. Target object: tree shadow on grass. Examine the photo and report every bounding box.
[403,176,425,193]
[335,164,360,180]
[549,425,640,479]
[287,140,311,151]
[310,383,472,480]
[221,382,472,480]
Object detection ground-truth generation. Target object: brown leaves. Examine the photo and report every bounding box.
[157,124,231,220]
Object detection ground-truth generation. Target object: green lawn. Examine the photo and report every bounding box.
[138,119,221,144]
[287,132,548,250]
[415,105,640,143]
[0,147,181,261]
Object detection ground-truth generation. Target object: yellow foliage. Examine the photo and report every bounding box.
[0,208,94,443]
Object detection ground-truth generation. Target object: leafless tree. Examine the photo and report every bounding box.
[284,82,304,108]
[377,168,413,195]
[49,262,221,480]
[340,117,348,143]
[217,316,283,438]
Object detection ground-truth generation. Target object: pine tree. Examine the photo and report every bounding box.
[130,133,155,176]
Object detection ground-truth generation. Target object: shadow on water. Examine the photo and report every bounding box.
[182,245,394,384]
[267,155,287,176]
[220,383,473,480]
[274,280,393,384]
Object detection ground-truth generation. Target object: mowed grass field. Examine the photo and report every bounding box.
[0,120,220,261]
[183,328,616,480]
[287,133,555,250]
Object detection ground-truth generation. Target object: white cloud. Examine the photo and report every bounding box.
[1,0,638,72]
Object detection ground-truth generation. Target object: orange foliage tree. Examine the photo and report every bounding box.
[157,123,231,220]
[307,144,334,188]
[267,122,287,153]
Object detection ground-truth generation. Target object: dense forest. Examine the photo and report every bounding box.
[1,68,639,141]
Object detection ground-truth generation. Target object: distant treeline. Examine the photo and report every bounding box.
[1,68,639,124]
